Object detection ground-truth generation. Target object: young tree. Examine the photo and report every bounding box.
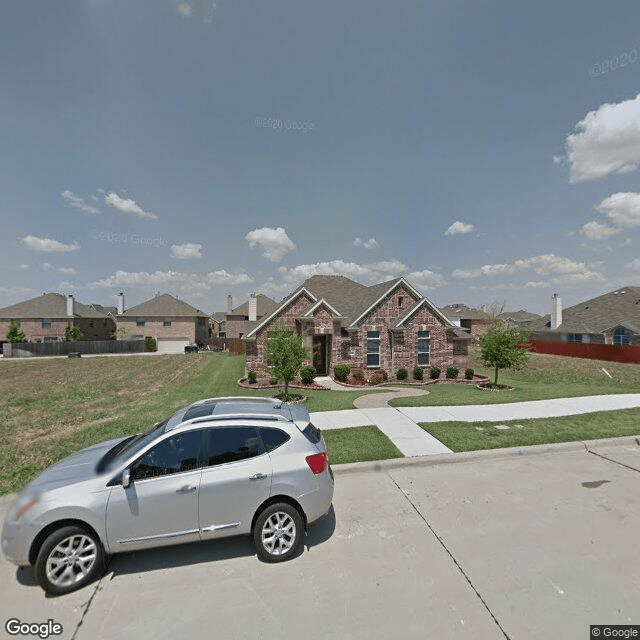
[63,325,84,342]
[479,321,530,386]
[6,321,26,343]
[265,322,309,400]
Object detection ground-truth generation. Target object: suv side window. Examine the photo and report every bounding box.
[131,430,204,481]
[206,427,265,467]
[260,427,291,452]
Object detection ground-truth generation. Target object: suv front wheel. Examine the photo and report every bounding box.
[253,503,303,563]
[35,525,105,596]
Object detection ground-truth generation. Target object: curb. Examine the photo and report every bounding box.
[332,434,640,475]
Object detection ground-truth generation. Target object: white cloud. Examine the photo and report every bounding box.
[19,264,29,270]
[453,254,601,280]
[629,259,640,270]
[89,269,252,289]
[580,220,618,240]
[557,93,640,183]
[406,269,446,290]
[595,192,640,228]
[353,237,379,249]
[245,227,296,262]
[445,221,474,236]
[170,243,202,259]
[524,281,549,289]
[61,190,100,214]
[43,263,75,275]
[22,235,79,253]
[104,192,157,220]
[276,259,409,285]
[178,2,192,16]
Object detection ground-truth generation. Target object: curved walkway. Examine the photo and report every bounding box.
[310,393,640,458]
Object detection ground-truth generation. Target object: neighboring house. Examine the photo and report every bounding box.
[223,294,279,339]
[0,293,115,343]
[116,292,210,353]
[244,275,472,378]
[210,312,226,337]
[530,287,640,345]
[498,310,542,329]
[441,303,492,338]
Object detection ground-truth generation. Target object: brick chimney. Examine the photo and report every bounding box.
[66,294,74,317]
[227,294,233,315]
[551,293,562,330]
[117,292,125,315]
[248,293,257,322]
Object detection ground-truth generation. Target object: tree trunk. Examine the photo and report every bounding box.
[284,378,289,400]
[494,366,499,386]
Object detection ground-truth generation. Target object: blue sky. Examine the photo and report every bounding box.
[2,0,640,315]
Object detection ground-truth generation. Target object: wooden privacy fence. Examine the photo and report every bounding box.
[206,337,245,355]
[528,340,640,364]
[2,340,148,358]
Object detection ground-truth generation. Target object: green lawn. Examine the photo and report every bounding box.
[390,350,640,407]
[323,426,403,464]
[420,408,640,452]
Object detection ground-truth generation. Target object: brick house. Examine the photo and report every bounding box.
[0,293,115,343]
[116,293,210,353]
[530,287,640,345]
[441,303,492,338]
[222,294,279,338]
[244,275,471,379]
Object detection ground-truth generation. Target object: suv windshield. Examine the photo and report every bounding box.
[97,409,185,473]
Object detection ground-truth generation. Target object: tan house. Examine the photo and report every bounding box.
[116,293,210,353]
[0,293,115,343]
[219,294,279,338]
[244,275,471,379]
[441,303,492,338]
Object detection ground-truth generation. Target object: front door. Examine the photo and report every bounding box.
[105,430,204,551]
[313,335,328,375]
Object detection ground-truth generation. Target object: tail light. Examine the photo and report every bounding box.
[306,452,328,474]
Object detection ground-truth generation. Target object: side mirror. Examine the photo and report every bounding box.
[122,468,131,489]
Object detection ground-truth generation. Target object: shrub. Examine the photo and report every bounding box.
[464,368,474,380]
[351,369,365,383]
[429,367,441,380]
[247,370,257,384]
[269,377,279,386]
[413,367,423,381]
[378,369,388,382]
[446,367,459,379]
[333,364,351,382]
[369,370,385,385]
[300,365,317,385]
[145,337,157,351]
[396,367,408,381]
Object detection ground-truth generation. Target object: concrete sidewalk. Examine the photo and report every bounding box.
[310,393,640,457]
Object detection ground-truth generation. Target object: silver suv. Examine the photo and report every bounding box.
[1,397,334,596]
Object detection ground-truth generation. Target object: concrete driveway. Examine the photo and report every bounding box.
[1,439,639,640]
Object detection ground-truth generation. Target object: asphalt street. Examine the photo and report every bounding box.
[1,439,639,640]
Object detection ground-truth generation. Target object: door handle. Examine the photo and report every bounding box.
[176,485,197,494]
[249,473,267,480]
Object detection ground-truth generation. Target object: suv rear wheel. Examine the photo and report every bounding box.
[253,503,303,562]
[35,525,105,596]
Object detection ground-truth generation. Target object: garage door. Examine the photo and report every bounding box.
[156,338,190,354]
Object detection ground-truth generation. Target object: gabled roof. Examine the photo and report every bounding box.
[530,286,640,334]
[245,275,453,338]
[441,303,491,321]
[244,287,317,338]
[390,297,456,330]
[120,293,209,318]
[229,294,278,318]
[301,298,342,318]
[0,293,111,319]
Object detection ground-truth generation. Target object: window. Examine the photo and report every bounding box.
[206,427,265,466]
[131,430,204,481]
[613,327,630,346]
[260,427,291,452]
[136,318,145,326]
[417,330,430,365]
[41,318,51,328]
[398,296,404,308]
[366,330,380,366]
[164,316,172,327]
[567,333,584,343]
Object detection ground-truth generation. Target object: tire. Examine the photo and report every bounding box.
[253,503,304,563]
[35,526,105,596]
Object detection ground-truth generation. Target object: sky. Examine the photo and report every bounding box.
[2,0,640,316]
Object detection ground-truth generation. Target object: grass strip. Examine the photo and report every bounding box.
[323,425,404,464]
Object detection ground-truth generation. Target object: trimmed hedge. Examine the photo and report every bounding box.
[446,367,459,379]
[300,365,317,384]
[396,368,408,381]
[413,367,423,381]
[429,367,441,380]
[334,364,350,382]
